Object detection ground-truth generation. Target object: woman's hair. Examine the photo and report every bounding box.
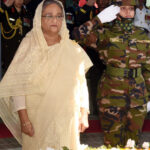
[42,0,63,11]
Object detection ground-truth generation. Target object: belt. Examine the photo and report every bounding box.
[106,65,142,78]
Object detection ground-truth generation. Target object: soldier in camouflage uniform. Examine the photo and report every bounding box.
[72,0,150,147]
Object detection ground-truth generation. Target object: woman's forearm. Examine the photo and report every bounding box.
[18,109,30,124]
[18,109,34,136]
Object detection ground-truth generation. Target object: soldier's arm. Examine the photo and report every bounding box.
[72,5,119,50]
[72,16,104,50]
[142,44,150,100]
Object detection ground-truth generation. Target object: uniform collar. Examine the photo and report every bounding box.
[115,17,134,33]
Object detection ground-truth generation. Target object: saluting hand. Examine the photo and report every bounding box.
[97,5,120,23]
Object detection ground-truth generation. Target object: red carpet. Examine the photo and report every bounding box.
[0,120,150,138]
[0,124,13,138]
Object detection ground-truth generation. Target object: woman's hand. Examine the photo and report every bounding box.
[21,121,34,136]
[18,109,34,137]
[79,108,89,133]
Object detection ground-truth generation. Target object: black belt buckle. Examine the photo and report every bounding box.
[128,68,138,78]
[128,69,134,78]
[124,69,128,78]
[123,68,139,78]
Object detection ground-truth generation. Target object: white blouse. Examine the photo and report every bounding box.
[12,94,89,112]
[12,96,26,112]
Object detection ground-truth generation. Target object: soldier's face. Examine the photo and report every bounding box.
[86,0,96,6]
[119,6,135,18]
[14,0,24,8]
[41,3,63,35]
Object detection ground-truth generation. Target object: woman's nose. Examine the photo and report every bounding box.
[52,17,57,22]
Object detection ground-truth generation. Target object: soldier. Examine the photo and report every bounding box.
[75,0,98,27]
[134,0,150,32]
[0,0,32,77]
[72,0,150,147]
[65,0,77,33]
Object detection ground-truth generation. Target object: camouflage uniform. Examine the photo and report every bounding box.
[72,0,150,147]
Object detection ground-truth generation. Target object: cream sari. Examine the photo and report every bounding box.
[0,0,92,150]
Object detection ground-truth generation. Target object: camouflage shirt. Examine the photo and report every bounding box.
[72,17,150,107]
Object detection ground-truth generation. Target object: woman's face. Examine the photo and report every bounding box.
[119,6,135,18]
[14,0,24,8]
[41,3,63,35]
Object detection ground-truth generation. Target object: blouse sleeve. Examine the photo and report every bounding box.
[80,60,92,113]
[11,96,26,112]
[78,44,93,113]
[80,77,89,112]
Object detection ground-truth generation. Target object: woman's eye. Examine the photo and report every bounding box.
[130,8,134,11]
[121,7,125,10]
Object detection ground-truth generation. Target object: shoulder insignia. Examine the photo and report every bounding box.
[0,8,4,13]
[80,8,86,14]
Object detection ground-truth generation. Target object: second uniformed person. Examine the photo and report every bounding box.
[73,0,150,147]
[0,0,32,77]
[75,0,98,27]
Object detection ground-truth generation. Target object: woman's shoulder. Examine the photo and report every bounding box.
[69,40,84,53]
[69,40,91,58]
[19,31,33,45]
[17,30,37,54]
[68,39,93,68]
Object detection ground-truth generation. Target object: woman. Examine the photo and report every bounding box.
[0,0,92,149]
[72,0,150,147]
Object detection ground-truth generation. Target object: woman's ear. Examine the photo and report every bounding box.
[117,14,121,21]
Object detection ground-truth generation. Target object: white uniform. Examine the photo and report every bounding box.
[134,6,150,31]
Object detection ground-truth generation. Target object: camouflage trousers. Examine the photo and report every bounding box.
[98,103,147,147]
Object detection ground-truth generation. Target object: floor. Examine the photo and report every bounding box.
[0,114,150,150]
[0,131,150,149]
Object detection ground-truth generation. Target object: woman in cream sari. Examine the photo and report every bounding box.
[0,0,92,149]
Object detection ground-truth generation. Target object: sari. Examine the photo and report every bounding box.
[0,0,92,149]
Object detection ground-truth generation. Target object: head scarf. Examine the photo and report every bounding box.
[0,0,92,144]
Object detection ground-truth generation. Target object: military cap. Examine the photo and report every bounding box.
[111,0,137,6]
